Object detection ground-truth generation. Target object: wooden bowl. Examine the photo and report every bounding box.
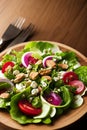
[0,41,87,130]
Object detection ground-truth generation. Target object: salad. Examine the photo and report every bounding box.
[0,41,87,125]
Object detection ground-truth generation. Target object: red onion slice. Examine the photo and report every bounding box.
[0,78,14,91]
[43,56,54,68]
[44,92,62,106]
[21,52,32,67]
[21,52,38,67]
[69,80,85,94]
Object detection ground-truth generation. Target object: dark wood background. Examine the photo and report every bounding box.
[0,0,87,56]
[0,0,87,130]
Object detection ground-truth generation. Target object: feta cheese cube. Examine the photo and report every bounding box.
[30,81,38,88]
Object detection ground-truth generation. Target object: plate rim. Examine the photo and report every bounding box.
[0,41,87,130]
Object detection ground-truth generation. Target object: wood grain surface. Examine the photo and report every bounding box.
[0,0,87,130]
[0,0,87,56]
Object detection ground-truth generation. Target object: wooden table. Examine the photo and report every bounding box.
[0,0,87,130]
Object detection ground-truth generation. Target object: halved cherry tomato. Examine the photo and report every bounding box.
[18,100,42,116]
[63,71,78,84]
[2,61,14,73]
[69,80,85,94]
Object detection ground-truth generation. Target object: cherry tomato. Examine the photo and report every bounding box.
[63,71,78,84]
[18,100,42,116]
[2,61,15,73]
[69,80,85,94]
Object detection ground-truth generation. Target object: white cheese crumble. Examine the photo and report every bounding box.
[13,70,20,75]
[53,77,60,81]
[31,88,39,95]
[58,71,66,79]
[41,81,47,87]
[30,81,38,88]
[16,83,26,91]
[62,59,68,64]
[27,64,32,70]
[53,71,66,81]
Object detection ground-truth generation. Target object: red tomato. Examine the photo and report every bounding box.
[2,61,14,73]
[63,71,78,84]
[18,100,42,116]
[69,80,85,94]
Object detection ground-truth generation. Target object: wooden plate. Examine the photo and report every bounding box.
[0,41,87,130]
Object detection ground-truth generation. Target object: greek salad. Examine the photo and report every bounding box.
[0,41,87,124]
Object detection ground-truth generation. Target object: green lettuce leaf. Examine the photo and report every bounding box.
[56,86,72,108]
[56,51,78,69]
[0,98,10,109]
[24,41,60,53]
[10,87,41,124]
[0,82,14,109]
[74,66,87,86]
[0,98,7,108]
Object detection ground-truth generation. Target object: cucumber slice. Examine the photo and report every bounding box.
[34,102,51,119]
[42,118,52,124]
[50,107,56,117]
[72,95,83,108]
[40,96,56,118]
[32,118,41,123]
